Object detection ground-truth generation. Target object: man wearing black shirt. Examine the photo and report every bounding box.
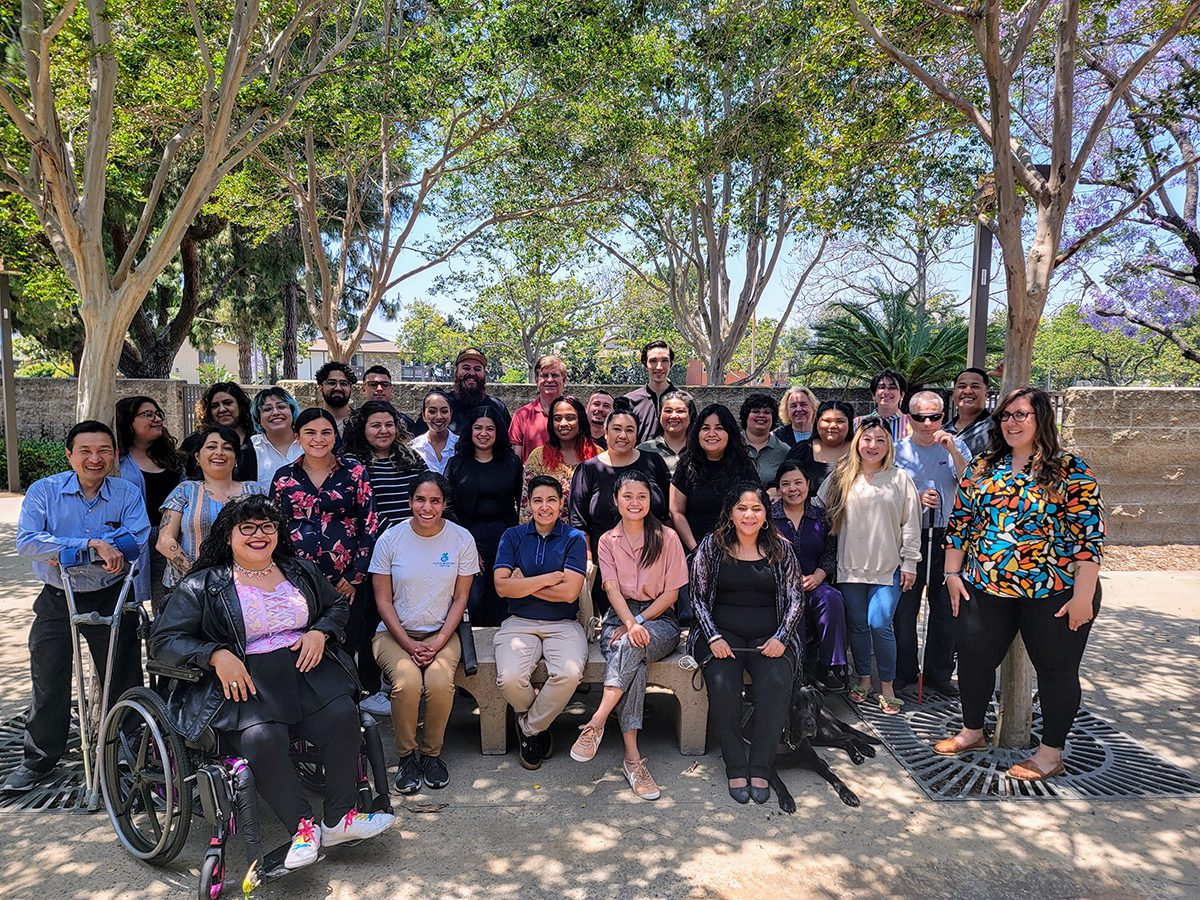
[623,341,677,443]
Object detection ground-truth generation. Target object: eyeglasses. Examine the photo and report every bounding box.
[365,380,392,390]
[910,412,943,423]
[998,410,1034,423]
[323,379,352,388]
[135,410,164,421]
[236,521,279,536]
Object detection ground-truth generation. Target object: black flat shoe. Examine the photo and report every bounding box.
[750,784,770,804]
[728,782,751,804]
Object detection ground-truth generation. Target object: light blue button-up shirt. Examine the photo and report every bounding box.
[16,470,151,593]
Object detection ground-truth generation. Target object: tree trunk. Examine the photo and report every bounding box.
[238,327,253,383]
[283,280,299,380]
[76,297,128,424]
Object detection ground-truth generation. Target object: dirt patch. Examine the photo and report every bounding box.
[1104,544,1200,571]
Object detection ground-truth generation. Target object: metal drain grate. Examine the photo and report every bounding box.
[0,710,91,813]
[854,688,1200,801]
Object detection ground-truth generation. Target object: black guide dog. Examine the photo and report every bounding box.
[743,684,880,812]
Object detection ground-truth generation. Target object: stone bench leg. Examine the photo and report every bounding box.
[458,674,509,755]
[675,689,709,755]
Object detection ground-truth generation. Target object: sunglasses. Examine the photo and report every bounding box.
[236,521,279,536]
[910,412,943,423]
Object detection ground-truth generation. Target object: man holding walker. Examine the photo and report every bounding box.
[3,420,150,793]
[892,391,970,697]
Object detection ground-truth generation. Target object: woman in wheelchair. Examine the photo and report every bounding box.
[150,495,394,871]
[688,482,806,806]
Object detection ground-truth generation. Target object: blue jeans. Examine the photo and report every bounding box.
[841,571,901,683]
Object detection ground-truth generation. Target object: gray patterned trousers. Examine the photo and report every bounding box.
[598,600,681,733]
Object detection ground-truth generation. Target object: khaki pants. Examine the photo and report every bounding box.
[493,617,587,736]
[373,630,461,757]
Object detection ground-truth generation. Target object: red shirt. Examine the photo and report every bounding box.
[509,399,551,463]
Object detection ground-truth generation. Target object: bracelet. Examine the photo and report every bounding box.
[942,571,962,584]
[707,633,725,644]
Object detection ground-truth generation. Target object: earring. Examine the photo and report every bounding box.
[761,521,770,530]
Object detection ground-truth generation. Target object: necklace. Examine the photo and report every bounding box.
[234,561,276,578]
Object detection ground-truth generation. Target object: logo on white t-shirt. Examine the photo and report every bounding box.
[437,552,452,567]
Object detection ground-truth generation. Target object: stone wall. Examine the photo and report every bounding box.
[278,381,879,420]
[0,378,187,442]
[1061,387,1200,546]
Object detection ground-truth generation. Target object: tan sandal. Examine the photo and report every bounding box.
[878,694,904,715]
[1007,757,1065,781]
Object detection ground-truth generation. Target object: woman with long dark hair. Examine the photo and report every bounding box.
[157,424,264,591]
[936,387,1105,782]
[409,389,458,474]
[569,470,686,800]
[182,382,258,481]
[670,403,760,552]
[771,461,848,690]
[688,482,806,805]
[370,472,477,794]
[150,496,394,870]
[520,395,599,521]
[787,399,855,495]
[115,395,183,607]
[444,406,523,626]
[817,419,921,714]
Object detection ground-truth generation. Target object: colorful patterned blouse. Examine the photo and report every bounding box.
[159,479,266,588]
[270,455,378,587]
[519,444,594,522]
[945,452,1105,599]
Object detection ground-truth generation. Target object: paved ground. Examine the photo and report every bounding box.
[0,495,1196,899]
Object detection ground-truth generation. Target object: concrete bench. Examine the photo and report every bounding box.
[454,627,708,755]
[454,561,709,755]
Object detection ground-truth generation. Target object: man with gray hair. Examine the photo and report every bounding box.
[892,390,970,696]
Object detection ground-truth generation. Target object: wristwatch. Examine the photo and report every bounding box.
[633,614,646,625]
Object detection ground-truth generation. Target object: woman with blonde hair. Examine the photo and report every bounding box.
[774,386,819,448]
[817,418,920,714]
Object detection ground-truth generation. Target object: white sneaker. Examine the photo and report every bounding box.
[284,818,321,870]
[321,809,396,847]
[359,691,392,717]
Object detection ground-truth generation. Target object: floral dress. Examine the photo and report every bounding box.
[270,455,378,587]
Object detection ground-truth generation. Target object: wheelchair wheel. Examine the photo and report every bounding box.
[199,851,223,900]
[291,739,326,792]
[100,687,193,864]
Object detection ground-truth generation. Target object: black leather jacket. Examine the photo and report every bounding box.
[149,556,354,741]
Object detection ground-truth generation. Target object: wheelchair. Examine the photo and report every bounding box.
[62,549,392,900]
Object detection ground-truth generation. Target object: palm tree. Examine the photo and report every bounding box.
[801,285,1000,389]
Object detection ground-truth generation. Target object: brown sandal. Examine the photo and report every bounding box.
[1006,758,1065,781]
[932,735,988,756]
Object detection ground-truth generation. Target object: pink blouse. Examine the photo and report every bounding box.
[236,579,309,655]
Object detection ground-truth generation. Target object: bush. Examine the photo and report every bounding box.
[0,438,70,489]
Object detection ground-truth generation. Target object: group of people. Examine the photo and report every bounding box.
[5,343,1105,870]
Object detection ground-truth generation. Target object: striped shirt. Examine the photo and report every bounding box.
[366,457,428,531]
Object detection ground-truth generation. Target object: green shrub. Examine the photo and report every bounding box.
[0,438,71,489]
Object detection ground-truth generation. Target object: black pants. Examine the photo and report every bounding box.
[344,580,381,694]
[226,695,360,831]
[956,583,1101,749]
[893,528,955,683]
[24,581,144,773]
[701,630,794,780]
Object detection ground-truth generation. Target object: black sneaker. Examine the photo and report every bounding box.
[536,728,555,761]
[924,678,960,697]
[394,753,422,794]
[1,765,49,793]
[420,754,449,789]
[516,721,542,771]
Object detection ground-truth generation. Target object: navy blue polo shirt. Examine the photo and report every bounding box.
[494,520,588,621]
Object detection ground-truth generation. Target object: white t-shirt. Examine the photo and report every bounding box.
[369,520,479,633]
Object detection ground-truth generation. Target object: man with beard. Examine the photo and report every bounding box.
[945,367,991,457]
[316,360,357,434]
[447,348,511,435]
[586,391,613,448]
